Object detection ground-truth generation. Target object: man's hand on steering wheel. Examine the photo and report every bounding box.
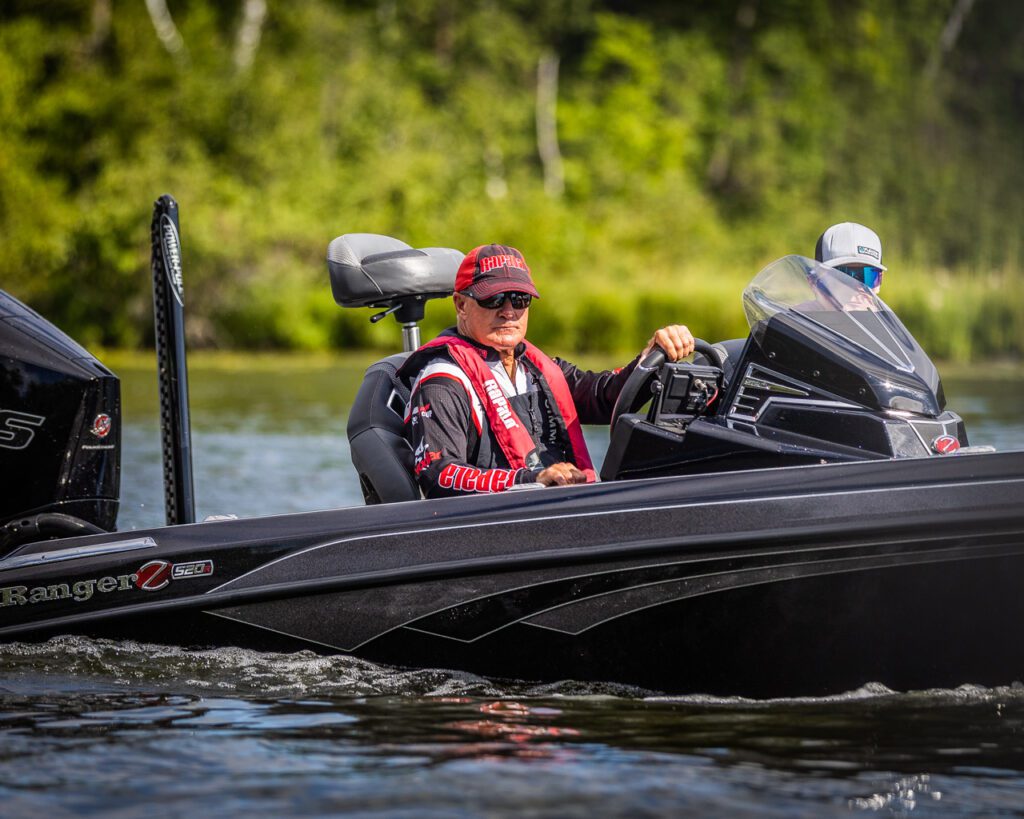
[642,325,695,362]
[610,331,721,433]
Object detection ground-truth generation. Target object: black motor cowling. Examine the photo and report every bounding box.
[0,289,120,545]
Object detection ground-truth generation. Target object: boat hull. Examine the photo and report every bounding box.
[4,452,1024,696]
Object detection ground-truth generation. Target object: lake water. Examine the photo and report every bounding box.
[3,357,1024,817]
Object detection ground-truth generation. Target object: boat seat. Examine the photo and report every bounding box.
[328,233,462,308]
[346,352,420,505]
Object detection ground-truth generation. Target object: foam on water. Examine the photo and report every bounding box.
[5,636,1023,708]
[0,636,657,699]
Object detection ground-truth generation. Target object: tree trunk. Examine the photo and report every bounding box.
[705,0,758,190]
[536,51,564,199]
[87,0,111,54]
[144,0,188,62]
[925,0,977,80]
[235,0,268,73]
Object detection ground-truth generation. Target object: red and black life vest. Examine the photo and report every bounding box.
[404,334,596,482]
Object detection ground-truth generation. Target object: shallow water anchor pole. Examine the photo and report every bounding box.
[150,194,196,525]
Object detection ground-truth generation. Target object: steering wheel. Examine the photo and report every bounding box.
[609,339,723,433]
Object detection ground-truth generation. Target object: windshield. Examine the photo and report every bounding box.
[743,255,919,373]
[740,255,943,415]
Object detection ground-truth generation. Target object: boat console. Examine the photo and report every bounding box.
[602,255,969,480]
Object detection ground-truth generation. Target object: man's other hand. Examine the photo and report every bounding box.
[536,462,588,487]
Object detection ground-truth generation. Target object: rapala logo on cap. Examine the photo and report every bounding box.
[479,254,527,273]
[856,245,881,261]
[932,435,961,454]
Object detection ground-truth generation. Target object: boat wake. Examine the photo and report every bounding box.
[3,635,1022,706]
[0,635,653,699]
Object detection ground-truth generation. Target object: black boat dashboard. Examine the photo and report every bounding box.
[601,256,972,481]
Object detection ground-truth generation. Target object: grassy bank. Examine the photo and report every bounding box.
[98,258,1024,369]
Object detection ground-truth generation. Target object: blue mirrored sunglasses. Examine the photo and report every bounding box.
[836,264,884,290]
[473,291,533,310]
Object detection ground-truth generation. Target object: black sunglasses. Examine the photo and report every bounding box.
[471,292,533,310]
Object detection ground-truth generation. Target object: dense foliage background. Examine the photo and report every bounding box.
[1,0,1022,359]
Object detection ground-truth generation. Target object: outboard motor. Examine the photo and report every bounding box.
[0,289,119,549]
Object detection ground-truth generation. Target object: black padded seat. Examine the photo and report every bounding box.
[327,234,461,308]
[346,353,419,504]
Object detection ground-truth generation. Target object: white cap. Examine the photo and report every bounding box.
[814,222,887,271]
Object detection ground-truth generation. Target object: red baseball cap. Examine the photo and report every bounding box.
[455,244,540,299]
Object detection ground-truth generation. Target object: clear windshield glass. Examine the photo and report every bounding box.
[742,255,919,374]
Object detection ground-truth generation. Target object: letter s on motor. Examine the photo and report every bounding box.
[0,410,45,450]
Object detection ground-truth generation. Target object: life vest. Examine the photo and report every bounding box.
[406,334,596,482]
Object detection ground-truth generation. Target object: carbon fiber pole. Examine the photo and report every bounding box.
[149,194,196,525]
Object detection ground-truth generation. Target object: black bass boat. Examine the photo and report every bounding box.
[1,199,1023,698]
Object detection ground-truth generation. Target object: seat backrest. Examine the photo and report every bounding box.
[346,352,420,504]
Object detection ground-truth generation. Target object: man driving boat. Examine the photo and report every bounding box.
[398,243,695,498]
